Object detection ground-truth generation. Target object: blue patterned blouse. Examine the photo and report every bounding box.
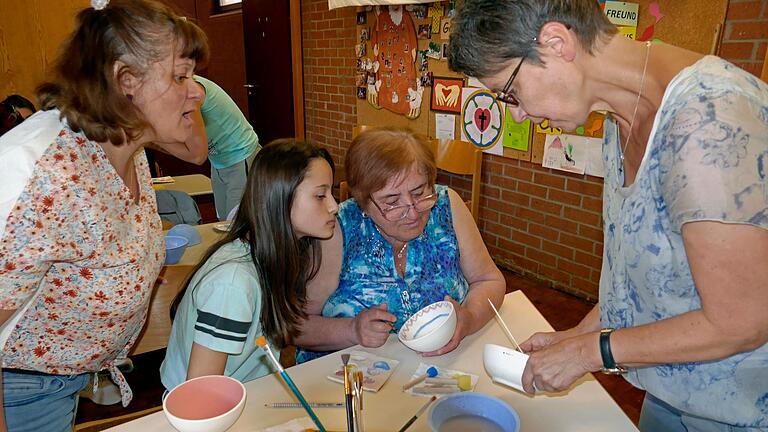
[600,56,768,427]
[296,185,469,363]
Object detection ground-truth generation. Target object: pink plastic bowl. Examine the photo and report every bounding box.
[163,375,246,432]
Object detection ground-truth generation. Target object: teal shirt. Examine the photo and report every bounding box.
[194,75,260,169]
[160,239,278,390]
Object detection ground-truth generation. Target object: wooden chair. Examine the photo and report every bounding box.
[430,139,483,222]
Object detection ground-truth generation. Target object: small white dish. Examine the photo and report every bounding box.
[212,221,232,233]
[398,300,457,352]
[483,343,530,393]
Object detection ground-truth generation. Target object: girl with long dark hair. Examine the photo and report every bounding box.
[160,139,338,390]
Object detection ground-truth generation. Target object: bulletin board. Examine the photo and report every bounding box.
[354,0,729,166]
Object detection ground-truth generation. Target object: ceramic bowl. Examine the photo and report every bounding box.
[428,392,520,432]
[163,375,246,432]
[398,300,456,352]
[167,224,202,246]
[483,343,530,393]
[164,235,189,265]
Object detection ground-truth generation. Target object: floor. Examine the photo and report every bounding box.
[74,270,645,431]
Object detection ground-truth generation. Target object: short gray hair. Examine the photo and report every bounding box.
[448,0,617,78]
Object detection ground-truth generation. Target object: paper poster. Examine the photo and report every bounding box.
[502,109,530,151]
[466,76,485,88]
[617,25,637,39]
[461,88,504,154]
[435,113,456,140]
[603,1,639,27]
[327,350,399,393]
[431,76,463,113]
[542,134,587,174]
[584,138,605,178]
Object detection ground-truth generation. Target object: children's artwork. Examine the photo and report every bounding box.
[441,43,449,60]
[431,76,463,113]
[604,1,638,39]
[638,2,664,41]
[356,86,367,99]
[542,134,590,174]
[502,110,531,151]
[368,6,423,119]
[356,11,366,25]
[327,350,399,393]
[426,41,441,59]
[535,118,564,135]
[584,137,605,178]
[461,88,504,155]
[405,363,479,397]
[411,5,427,19]
[417,24,432,39]
[440,17,451,40]
[427,3,444,34]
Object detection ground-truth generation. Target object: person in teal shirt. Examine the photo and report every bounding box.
[161,139,339,390]
[192,75,261,220]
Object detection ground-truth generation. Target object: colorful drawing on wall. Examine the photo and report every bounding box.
[368,6,423,119]
[461,88,504,154]
[431,77,463,113]
[502,108,531,151]
[542,134,586,174]
[427,3,444,34]
[535,118,564,135]
[638,2,664,41]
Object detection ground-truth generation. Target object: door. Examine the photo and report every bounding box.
[241,0,295,145]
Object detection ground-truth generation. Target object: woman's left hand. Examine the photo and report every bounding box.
[521,332,601,394]
[421,296,473,357]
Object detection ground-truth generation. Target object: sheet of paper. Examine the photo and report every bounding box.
[542,134,587,174]
[502,110,530,151]
[435,113,456,140]
[584,137,605,178]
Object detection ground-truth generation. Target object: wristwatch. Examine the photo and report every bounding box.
[599,328,627,374]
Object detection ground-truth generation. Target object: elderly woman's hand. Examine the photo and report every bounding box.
[421,296,473,357]
[520,332,602,394]
[352,303,397,348]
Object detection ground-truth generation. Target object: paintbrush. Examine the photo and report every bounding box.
[256,336,326,432]
[397,395,436,432]
[350,295,395,330]
[342,353,355,432]
[487,299,523,353]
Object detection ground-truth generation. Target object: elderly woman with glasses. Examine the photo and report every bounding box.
[449,1,768,431]
[294,127,505,363]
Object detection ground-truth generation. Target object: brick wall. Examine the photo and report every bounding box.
[301,0,358,168]
[300,0,768,301]
[720,0,768,76]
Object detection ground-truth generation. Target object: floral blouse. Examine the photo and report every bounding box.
[600,57,768,427]
[0,110,164,406]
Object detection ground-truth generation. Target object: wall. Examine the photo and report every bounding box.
[0,1,88,101]
[300,0,768,301]
[719,0,768,76]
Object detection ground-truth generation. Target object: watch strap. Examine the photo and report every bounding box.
[599,328,626,374]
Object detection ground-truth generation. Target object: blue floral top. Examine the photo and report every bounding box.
[296,185,468,363]
[600,56,768,427]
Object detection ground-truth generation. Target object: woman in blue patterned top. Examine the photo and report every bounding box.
[294,127,505,363]
[449,1,768,431]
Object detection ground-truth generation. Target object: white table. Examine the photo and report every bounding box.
[111,291,638,431]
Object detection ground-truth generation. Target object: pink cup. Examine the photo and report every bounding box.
[163,375,246,432]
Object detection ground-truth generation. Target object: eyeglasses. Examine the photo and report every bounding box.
[495,56,525,106]
[370,191,438,221]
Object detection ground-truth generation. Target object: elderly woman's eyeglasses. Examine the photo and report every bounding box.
[370,192,438,221]
[495,56,525,107]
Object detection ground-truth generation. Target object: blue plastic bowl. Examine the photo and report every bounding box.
[167,224,202,246]
[164,235,189,265]
[428,392,520,432]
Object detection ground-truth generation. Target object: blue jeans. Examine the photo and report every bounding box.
[640,393,764,432]
[3,370,89,432]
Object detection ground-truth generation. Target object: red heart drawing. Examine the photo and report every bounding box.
[474,108,492,132]
[441,88,452,99]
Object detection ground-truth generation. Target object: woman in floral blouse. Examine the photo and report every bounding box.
[0,1,209,430]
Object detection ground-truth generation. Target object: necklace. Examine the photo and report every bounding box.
[396,241,408,259]
[621,40,652,165]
